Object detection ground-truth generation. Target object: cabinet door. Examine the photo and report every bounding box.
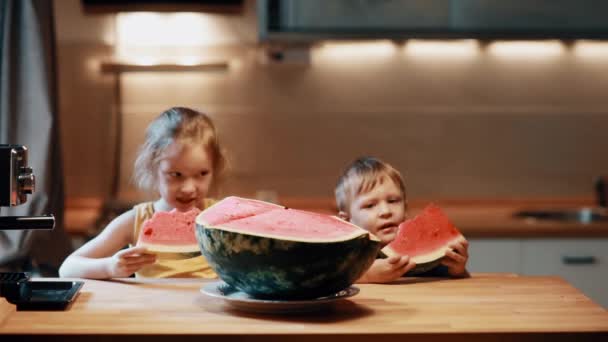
[452,0,608,30]
[467,239,522,274]
[277,0,449,30]
[521,239,608,309]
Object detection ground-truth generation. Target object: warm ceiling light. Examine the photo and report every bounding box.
[404,39,480,59]
[116,12,228,46]
[131,56,160,66]
[115,12,235,60]
[572,40,608,59]
[487,40,565,59]
[315,40,398,60]
[176,56,202,66]
[116,13,165,47]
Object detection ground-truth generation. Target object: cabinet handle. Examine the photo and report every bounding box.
[561,256,597,265]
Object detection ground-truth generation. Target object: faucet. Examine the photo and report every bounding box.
[595,176,606,208]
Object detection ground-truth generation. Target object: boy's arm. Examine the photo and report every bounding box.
[441,238,470,278]
[356,256,416,283]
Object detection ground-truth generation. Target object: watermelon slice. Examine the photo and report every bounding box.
[383,204,464,275]
[137,208,201,253]
[196,196,381,299]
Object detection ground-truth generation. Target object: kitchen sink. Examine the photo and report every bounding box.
[513,207,608,223]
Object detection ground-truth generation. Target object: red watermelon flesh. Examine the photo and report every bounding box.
[198,197,367,242]
[137,208,201,253]
[201,196,282,226]
[383,204,463,265]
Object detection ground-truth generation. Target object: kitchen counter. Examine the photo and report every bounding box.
[281,197,608,238]
[1,274,607,341]
[64,196,608,237]
[441,204,608,238]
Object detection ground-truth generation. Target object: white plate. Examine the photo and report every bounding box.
[201,281,359,314]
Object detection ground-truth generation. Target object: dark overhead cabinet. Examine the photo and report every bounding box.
[81,0,243,14]
[259,0,608,42]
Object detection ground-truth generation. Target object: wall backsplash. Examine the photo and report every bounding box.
[54,0,608,204]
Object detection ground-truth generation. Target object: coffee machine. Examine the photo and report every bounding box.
[0,144,82,310]
[0,144,55,229]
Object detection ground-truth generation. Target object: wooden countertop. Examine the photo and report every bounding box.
[64,196,608,237]
[1,274,607,341]
[441,205,608,238]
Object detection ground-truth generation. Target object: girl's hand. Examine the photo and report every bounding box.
[442,238,470,278]
[359,256,416,283]
[106,246,156,278]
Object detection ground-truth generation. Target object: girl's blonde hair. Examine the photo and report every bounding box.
[133,107,226,193]
[335,156,406,213]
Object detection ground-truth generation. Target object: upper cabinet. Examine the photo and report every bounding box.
[81,0,244,14]
[258,0,608,42]
[453,0,608,33]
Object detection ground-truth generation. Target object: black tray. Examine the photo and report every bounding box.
[4,280,84,311]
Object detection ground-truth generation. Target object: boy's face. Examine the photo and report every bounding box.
[344,177,406,246]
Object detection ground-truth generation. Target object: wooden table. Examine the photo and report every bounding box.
[1,274,607,341]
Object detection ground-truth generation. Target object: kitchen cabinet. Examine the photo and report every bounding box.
[453,0,608,31]
[268,0,449,30]
[260,0,608,41]
[521,239,608,309]
[468,237,608,308]
[467,238,522,273]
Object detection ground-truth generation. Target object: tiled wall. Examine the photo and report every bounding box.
[55,0,608,203]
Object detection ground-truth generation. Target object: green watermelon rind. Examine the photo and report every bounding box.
[195,223,381,300]
[406,258,444,276]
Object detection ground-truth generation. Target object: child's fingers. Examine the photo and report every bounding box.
[123,254,156,265]
[445,249,466,263]
[391,256,413,272]
[125,259,156,270]
[386,255,402,264]
[448,240,469,257]
[117,246,149,258]
[123,252,156,260]
[400,260,417,275]
[117,259,156,275]
[441,258,457,268]
[391,255,410,268]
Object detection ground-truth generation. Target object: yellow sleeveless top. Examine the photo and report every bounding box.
[132,199,217,278]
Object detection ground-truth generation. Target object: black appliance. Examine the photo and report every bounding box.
[0,144,82,310]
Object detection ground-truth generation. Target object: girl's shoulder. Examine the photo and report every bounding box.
[133,201,156,216]
[202,198,218,210]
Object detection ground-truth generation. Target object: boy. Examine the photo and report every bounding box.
[335,156,469,283]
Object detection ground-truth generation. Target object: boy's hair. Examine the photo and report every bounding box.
[133,107,226,192]
[335,156,406,213]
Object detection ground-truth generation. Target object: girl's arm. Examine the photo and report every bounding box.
[59,209,155,279]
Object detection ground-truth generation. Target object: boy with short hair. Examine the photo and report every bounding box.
[335,156,469,283]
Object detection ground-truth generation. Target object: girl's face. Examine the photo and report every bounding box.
[346,177,406,246]
[157,142,214,211]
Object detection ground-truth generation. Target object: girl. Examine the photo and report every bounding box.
[59,107,226,279]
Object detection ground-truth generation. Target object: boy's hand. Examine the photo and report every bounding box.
[358,255,416,283]
[106,246,156,278]
[442,238,470,278]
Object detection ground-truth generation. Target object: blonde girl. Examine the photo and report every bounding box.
[59,107,226,279]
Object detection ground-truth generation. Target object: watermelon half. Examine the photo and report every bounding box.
[195,196,381,299]
[382,204,464,275]
[137,208,201,253]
